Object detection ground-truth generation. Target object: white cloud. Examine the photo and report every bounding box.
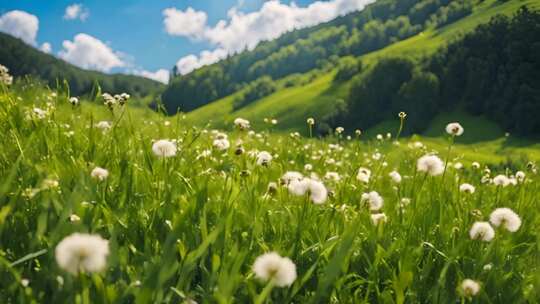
[64,4,89,21]
[59,33,124,72]
[40,42,52,53]
[175,48,227,75]
[0,10,39,45]
[167,0,374,74]
[133,69,170,84]
[163,7,207,39]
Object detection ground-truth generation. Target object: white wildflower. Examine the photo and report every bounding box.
[357,167,371,183]
[469,222,495,242]
[252,252,297,287]
[96,121,111,130]
[55,233,109,275]
[213,138,230,151]
[492,175,510,187]
[459,183,475,194]
[256,151,273,166]
[361,191,384,211]
[417,155,444,176]
[446,122,464,136]
[459,279,480,297]
[233,118,250,130]
[489,208,521,232]
[389,171,402,183]
[152,139,177,157]
[371,213,387,226]
[90,167,109,181]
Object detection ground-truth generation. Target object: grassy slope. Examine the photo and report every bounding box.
[186,0,539,134]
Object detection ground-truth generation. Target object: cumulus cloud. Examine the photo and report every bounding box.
[163,7,207,39]
[167,0,374,74]
[40,42,52,53]
[0,10,39,45]
[175,48,228,75]
[64,4,89,21]
[133,69,170,84]
[59,33,124,72]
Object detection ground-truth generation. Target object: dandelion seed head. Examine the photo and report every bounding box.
[492,175,510,187]
[469,222,495,242]
[389,171,402,183]
[252,252,297,287]
[357,167,371,183]
[256,151,273,166]
[152,139,177,157]
[90,167,109,181]
[489,208,521,232]
[459,183,475,194]
[213,138,230,151]
[459,279,480,297]
[233,118,250,130]
[361,191,384,211]
[446,122,464,136]
[417,155,444,176]
[55,233,109,275]
[371,213,387,226]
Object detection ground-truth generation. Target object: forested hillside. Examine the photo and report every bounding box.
[0,33,164,97]
[326,7,540,137]
[162,0,475,113]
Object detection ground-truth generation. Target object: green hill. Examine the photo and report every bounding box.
[181,0,540,138]
[0,32,164,98]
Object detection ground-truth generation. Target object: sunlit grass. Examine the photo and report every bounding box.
[0,81,539,303]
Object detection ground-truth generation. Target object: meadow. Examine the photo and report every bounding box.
[0,72,539,303]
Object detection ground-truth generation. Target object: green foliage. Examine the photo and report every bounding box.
[1,82,540,303]
[0,33,163,99]
[332,7,540,137]
[161,0,468,113]
[233,76,277,110]
[431,6,540,136]
[333,57,363,83]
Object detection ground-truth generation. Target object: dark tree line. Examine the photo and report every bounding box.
[161,0,476,114]
[322,7,540,137]
[0,33,163,98]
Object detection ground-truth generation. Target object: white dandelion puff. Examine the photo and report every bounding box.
[446,122,464,136]
[287,178,327,204]
[417,155,444,176]
[55,233,109,275]
[459,183,475,194]
[90,167,109,181]
[281,171,303,185]
[489,208,521,232]
[459,279,481,297]
[233,118,250,130]
[492,175,510,187]
[96,121,111,131]
[152,139,177,157]
[213,138,230,151]
[371,213,387,226]
[389,171,402,183]
[357,167,371,183]
[469,222,495,242]
[252,252,297,287]
[256,151,273,166]
[361,191,384,211]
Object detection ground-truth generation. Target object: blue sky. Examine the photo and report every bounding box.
[0,0,372,82]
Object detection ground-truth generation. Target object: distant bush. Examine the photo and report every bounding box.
[333,58,362,82]
[233,76,277,110]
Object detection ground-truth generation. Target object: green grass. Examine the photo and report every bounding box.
[185,0,539,135]
[1,81,540,303]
